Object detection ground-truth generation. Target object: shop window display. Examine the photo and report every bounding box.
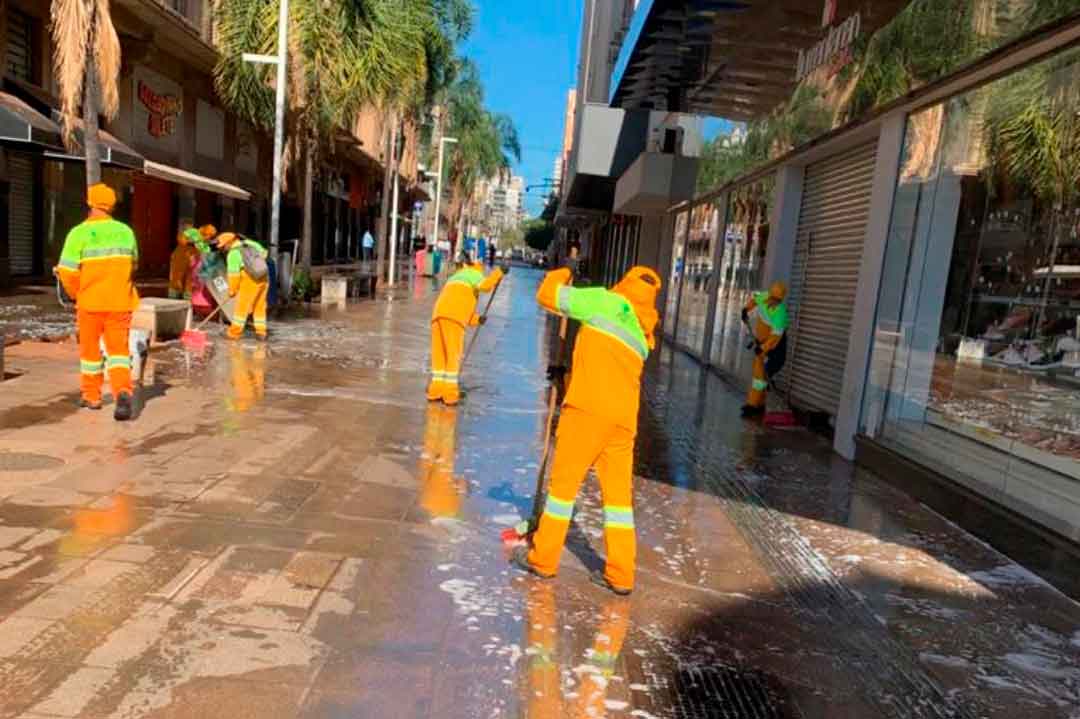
[711,181,772,385]
[861,47,1080,535]
[675,200,721,356]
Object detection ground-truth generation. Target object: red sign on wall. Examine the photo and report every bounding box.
[137,81,181,138]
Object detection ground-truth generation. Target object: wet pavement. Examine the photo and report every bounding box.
[0,268,1077,719]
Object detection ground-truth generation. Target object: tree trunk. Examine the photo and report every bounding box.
[83,59,101,187]
[301,144,314,271]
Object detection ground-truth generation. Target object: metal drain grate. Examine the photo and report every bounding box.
[672,665,795,719]
[0,452,64,472]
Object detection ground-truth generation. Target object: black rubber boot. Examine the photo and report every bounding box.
[510,545,555,580]
[114,392,134,422]
[741,404,765,418]
[590,570,632,596]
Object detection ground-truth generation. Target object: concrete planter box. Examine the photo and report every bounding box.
[132,298,192,343]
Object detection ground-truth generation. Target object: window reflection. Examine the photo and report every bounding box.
[862,48,1080,535]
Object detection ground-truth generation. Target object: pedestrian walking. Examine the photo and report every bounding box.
[217,233,270,340]
[427,260,506,405]
[362,228,375,262]
[511,264,661,595]
[54,183,140,421]
[740,281,788,418]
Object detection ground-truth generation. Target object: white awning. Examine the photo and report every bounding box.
[143,160,251,201]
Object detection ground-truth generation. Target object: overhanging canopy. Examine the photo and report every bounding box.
[143,161,252,201]
[0,92,62,148]
[610,0,913,120]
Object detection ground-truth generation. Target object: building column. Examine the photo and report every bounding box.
[834,112,907,459]
[762,164,804,288]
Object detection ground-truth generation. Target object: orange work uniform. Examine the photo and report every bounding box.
[56,197,140,407]
[220,234,269,339]
[742,282,788,411]
[428,263,503,405]
[168,228,199,299]
[526,266,660,592]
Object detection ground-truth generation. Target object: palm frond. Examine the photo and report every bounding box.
[93,0,121,119]
[50,0,93,145]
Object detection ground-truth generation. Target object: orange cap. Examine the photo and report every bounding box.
[87,183,117,212]
[613,266,662,350]
[769,281,787,301]
[216,232,238,248]
[199,224,218,240]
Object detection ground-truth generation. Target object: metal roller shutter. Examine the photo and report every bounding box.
[785,140,877,416]
[8,152,35,276]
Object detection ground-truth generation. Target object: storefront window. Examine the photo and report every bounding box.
[663,210,688,335]
[861,47,1080,537]
[675,199,721,356]
[710,179,772,383]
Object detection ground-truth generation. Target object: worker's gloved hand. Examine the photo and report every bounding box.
[500,262,511,275]
[477,315,487,325]
[754,342,764,356]
[546,364,568,384]
[741,308,749,323]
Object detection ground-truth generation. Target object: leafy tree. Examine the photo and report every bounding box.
[442,60,521,255]
[522,217,554,252]
[214,0,434,268]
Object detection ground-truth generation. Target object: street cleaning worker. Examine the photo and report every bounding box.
[511,264,661,596]
[740,281,789,418]
[195,224,217,255]
[217,232,269,340]
[55,183,140,421]
[427,260,505,405]
[167,222,200,299]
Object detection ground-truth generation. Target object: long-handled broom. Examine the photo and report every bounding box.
[502,253,576,546]
[180,304,223,349]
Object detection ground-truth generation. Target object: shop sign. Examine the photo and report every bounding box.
[196,100,225,160]
[133,66,182,153]
[796,12,861,83]
[236,122,258,175]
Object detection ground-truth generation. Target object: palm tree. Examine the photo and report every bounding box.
[214,0,434,269]
[442,60,521,257]
[50,0,122,186]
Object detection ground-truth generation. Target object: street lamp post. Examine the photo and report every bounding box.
[431,136,458,262]
[242,0,289,293]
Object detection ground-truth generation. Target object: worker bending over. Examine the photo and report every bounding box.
[512,264,661,596]
[55,183,140,421]
[168,222,200,299]
[218,232,269,340]
[194,225,217,256]
[741,281,789,418]
[427,260,505,405]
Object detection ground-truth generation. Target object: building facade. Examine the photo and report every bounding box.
[0,0,397,287]
[573,0,1080,590]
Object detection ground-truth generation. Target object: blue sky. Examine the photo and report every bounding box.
[462,2,734,216]
[462,0,582,216]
